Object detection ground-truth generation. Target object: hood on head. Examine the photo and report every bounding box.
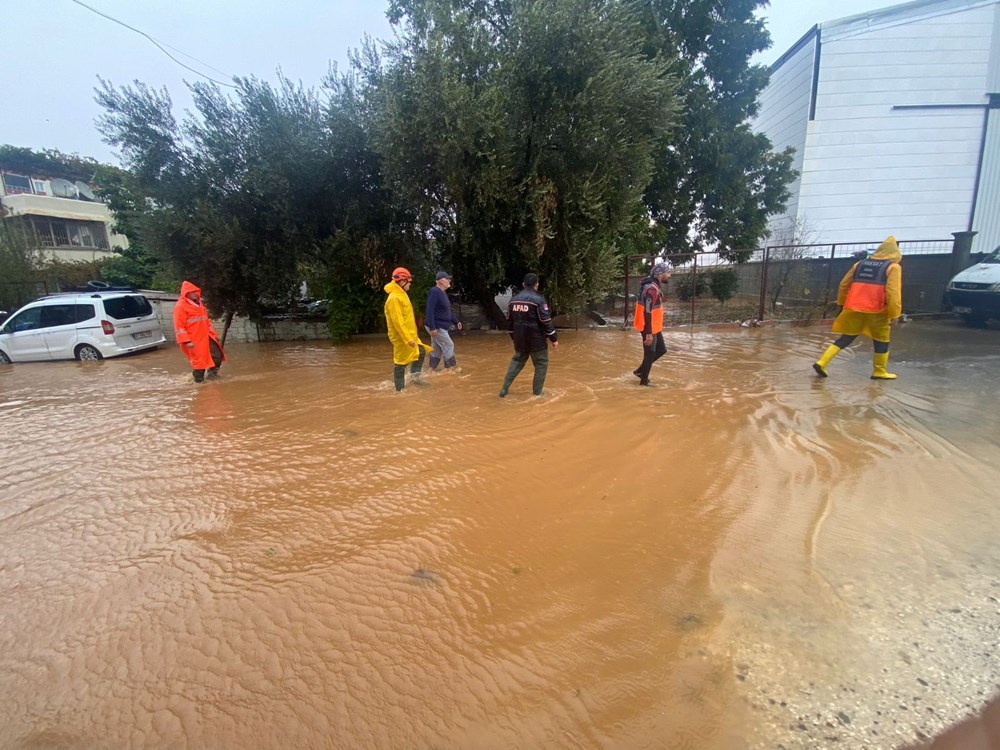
[871,236,901,263]
[180,280,202,302]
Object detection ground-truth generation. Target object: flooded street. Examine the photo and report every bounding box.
[1,320,998,750]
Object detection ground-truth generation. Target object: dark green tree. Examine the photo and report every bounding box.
[709,267,739,304]
[639,0,796,260]
[374,0,681,317]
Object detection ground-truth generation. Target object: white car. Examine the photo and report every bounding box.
[0,290,165,364]
[946,246,1000,325]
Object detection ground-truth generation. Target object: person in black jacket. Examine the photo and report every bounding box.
[499,273,559,397]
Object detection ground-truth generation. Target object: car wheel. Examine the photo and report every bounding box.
[0,349,11,365]
[76,344,103,361]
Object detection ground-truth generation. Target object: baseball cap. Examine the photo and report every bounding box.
[435,271,452,280]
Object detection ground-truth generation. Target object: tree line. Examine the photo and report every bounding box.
[8,0,795,339]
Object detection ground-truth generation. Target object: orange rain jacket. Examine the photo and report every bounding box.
[173,280,226,370]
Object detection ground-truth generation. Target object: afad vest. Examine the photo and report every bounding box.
[633,280,664,333]
[844,258,892,313]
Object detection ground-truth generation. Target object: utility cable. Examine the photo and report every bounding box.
[68,0,237,87]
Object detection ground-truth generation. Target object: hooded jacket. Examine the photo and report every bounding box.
[837,236,902,318]
[384,280,430,365]
[173,280,225,370]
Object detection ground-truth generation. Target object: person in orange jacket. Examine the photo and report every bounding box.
[173,280,226,383]
[813,235,902,380]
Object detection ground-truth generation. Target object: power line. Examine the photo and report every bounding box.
[68,0,237,88]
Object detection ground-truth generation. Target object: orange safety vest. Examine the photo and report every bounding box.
[844,258,891,313]
[633,280,664,333]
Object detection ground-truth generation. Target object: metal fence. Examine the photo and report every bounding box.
[621,238,961,327]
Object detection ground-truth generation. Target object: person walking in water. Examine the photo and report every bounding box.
[173,280,226,383]
[425,271,463,370]
[384,267,430,391]
[633,262,672,386]
[814,235,903,380]
[499,273,559,397]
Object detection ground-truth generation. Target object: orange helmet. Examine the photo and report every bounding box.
[391,267,412,282]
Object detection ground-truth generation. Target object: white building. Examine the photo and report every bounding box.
[0,170,127,262]
[754,0,1000,253]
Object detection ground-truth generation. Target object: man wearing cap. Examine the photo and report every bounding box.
[384,267,430,391]
[425,271,463,370]
[499,273,559,397]
[632,262,672,386]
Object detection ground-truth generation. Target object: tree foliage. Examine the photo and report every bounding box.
[374,0,682,314]
[639,0,795,259]
[0,145,102,184]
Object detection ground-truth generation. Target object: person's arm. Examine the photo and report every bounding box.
[425,288,439,333]
[642,286,655,339]
[885,264,902,319]
[537,298,558,344]
[173,305,194,348]
[837,263,858,306]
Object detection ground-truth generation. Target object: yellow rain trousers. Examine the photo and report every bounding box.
[384,280,431,365]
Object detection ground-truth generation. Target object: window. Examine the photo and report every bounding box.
[29,218,109,250]
[40,305,78,328]
[6,307,44,332]
[103,296,152,320]
[75,304,96,322]
[2,173,33,195]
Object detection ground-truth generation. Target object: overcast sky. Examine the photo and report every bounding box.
[0,0,899,165]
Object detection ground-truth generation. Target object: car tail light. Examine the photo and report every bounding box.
[101,320,115,335]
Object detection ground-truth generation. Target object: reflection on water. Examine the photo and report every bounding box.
[0,321,998,749]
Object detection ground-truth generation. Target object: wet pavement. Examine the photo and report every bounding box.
[0,319,998,749]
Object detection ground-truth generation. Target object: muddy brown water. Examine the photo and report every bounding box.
[1,320,998,750]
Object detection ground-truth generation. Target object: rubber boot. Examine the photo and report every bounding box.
[428,356,441,370]
[813,344,841,378]
[444,356,457,368]
[393,364,406,391]
[499,354,527,397]
[871,352,897,380]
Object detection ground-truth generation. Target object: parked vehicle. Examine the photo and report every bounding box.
[0,290,165,364]
[946,246,1000,325]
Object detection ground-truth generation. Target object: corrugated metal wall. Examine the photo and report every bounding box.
[971,103,1000,253]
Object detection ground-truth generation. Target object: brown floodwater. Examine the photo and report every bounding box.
[1,320,998,750]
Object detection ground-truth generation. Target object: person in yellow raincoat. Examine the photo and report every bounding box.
[384,267,431,391]
[813,235,903,380]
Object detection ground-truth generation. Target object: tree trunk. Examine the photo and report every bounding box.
[477,286,507,330]
[220,309,235,347]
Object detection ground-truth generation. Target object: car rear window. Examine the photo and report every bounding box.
[75,304,96,322]
[103,295,153,320]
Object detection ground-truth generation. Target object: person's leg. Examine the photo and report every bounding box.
[207,339,223,378]
[499,350,528,397]
[871,338,896,380]
[409,347,428,385]
[426,327,442,370]
[813,334,857,377]
[530,348,549,395]
[636,335,658,385]
[437,329,457,368]
[393,364,407,391]
[192,369,205,383]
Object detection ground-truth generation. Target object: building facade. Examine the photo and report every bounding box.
[0,169,127,262]
[754,0,1000,254]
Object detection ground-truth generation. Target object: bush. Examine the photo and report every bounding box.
[709,268,739,305]
[674,272,708,301]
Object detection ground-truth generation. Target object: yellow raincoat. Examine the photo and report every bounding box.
[384,280,430,365]
[831,236,902,343]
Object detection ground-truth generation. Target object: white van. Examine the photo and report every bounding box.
[0,290,165,364]
[946,246,1000,325]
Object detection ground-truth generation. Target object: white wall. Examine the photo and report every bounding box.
[755,0,999,246]
[753,34,816,240]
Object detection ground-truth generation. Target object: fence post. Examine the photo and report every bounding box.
[823,244,837,311]
[757,247,770,321]
[691,252,698,326]
[950,231,978,277]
